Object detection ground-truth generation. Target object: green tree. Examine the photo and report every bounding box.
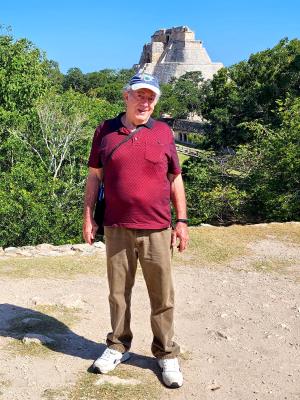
[62,67,87,92]
[156,72,205,119]
[203,38,300,148]
[236,97,300,221]
[62,67,134,107]
[182,151,247,224]
[0,87,123,247]
[45,60,64,89]
[0,34,52,174]
[0,35,50,115]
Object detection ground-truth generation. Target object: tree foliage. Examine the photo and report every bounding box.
[0,35,50,114]
[0,34,125,247]
[156,71,206,119]
[236,97,300,220]
[0,33,299,247]
[62,67,135,106]
[202,38,300,148]
[180,38,300,224]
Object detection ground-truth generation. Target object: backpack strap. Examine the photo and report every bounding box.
[97,126,144,201]
[105,126,143,165]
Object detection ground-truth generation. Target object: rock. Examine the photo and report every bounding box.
[20,246,36,251]
[93,241,105,249]
[72,243,103,254]
[216,331,230,340]
[279,323,291,331]
[15,249,34,257]
[4,247,18,254]
[95,376,141,386]
[54,244,74,253]
[22,333,55,345]
[35,250,62,257]
[0,241,106,259]
[208,329,232,341]
[71,243,92,252]
[36,243,55,251]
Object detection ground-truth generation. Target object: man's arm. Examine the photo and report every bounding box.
[83,167,103,244]
[168,173,189,252]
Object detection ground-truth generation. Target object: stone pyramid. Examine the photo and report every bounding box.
[134,26,223,83]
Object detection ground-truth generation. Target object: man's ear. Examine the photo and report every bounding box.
[123,91,129,104]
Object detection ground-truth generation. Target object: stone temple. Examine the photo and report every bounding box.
[134,26,223,83]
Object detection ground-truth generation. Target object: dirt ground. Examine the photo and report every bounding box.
[0,223,299,400]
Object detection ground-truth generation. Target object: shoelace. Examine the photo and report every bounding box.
[161,358,180,372]
[101,349,119,361]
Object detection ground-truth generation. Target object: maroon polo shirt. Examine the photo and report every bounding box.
[88,113,181,229]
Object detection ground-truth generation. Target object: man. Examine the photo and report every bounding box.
[83,72,189,388]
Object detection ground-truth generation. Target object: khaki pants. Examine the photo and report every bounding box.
[104,226,180,359]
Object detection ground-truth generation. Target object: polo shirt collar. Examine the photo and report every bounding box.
[115,112,154,133]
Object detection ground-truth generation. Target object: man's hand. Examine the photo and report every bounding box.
[82,167,103,245]
[83,217,98,245]
[171,222,189,252]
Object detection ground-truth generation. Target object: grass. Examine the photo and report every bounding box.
[8,304,80,335]
[178,153,190,165]
[266,222,300,244]
[250,256,300,282]
[250,258,294,273]
[34,304,80,326]
[42,389,68,400]
[173,223,300,269]
[0,254,106,279]
[1,223,299,279]
[5,304,81,357]
[172,225,260,266]
[6,338,56,357]
[42,367,161,400]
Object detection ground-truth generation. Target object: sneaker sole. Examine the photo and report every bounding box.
[168,382,182,389]
[93,352,131,374]
[161,377,183,389]
[159,365,183,388]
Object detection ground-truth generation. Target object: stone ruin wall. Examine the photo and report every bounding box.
[135,26,223,83]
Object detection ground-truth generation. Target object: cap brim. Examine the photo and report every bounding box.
[131,83,160,96]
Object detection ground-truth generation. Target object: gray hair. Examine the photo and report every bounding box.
[122,85,161,100]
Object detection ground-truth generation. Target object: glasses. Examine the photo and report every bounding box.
[129,90,156,104]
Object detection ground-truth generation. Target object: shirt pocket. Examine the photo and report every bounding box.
[145,142,165,164]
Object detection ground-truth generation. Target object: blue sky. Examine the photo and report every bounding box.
[1,0,299,73]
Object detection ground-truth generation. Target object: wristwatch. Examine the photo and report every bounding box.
[176,219,188,224]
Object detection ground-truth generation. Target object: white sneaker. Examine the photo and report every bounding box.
[93,348,130,374]
[157,357,183,388]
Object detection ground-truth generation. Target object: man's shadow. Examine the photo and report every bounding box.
[0,303,160,378]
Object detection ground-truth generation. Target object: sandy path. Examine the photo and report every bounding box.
[0,235,299,399]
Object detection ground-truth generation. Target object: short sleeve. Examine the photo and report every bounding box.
[168,129,181,175]
[88,124,103,168]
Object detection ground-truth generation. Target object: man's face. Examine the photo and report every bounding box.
[124,88,158,125]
